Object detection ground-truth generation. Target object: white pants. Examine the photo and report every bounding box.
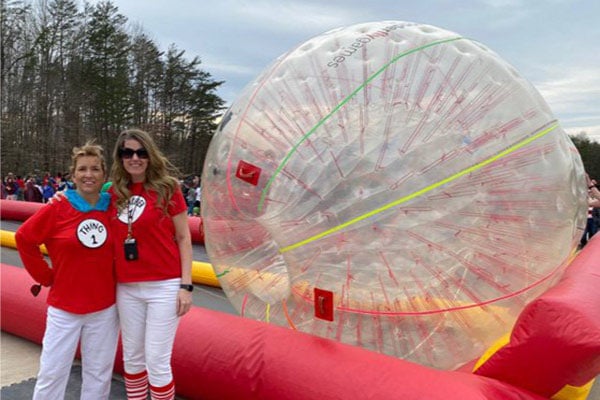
[117,279,180,387]
[34,305,119,400]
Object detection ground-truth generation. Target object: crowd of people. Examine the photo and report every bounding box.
[183,175,202,216]
[581,173,600,248]
[1,171,74,203]
[2,169,202,217]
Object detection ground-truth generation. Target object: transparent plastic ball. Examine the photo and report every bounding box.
[201,21,587,370]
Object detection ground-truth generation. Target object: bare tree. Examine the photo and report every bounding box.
[1,0,225,178]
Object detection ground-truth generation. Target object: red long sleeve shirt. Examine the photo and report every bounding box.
[15,191,116,314]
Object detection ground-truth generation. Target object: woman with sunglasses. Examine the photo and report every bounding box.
[109,129,193,400]
[15,142,119,399]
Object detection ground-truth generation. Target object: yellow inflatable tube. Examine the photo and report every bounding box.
[0,230,220,288]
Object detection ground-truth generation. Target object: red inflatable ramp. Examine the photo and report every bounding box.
[474,236,600,397]
[2,263,545,400]
[0,200,43,222]
[1,262,47,343]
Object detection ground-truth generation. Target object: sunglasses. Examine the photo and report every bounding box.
[119,147,149,159]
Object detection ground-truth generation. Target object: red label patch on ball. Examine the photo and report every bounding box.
[314,288,334,321]
[235,160,261,186]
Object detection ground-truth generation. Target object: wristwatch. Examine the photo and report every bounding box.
[180,284,194,292]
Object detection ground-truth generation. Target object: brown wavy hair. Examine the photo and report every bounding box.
[110,129,181,213]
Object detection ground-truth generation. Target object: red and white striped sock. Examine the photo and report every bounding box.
[150,380,175,400]
[124,370,149,400]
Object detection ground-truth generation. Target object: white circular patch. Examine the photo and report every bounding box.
[117,195,146,224]
[77,219,108,248]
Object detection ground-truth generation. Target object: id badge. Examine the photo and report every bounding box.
[124,238,138,261]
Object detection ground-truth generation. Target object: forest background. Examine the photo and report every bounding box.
[1,0,599,181]
[2,0,224,179]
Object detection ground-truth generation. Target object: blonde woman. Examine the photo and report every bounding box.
[16,142,118,399]
[109,129,192,400]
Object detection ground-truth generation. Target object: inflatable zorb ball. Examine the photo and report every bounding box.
[201,21,587,369]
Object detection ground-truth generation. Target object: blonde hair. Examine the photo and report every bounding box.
[70,141,107,177]
[110,129,180,213]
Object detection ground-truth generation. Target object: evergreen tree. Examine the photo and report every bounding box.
[84,0,131,145]
[129,31,163,127]
[1,0,225,175]
[571,133,600,180]
[1,0,35,173]
[186,74,225,174]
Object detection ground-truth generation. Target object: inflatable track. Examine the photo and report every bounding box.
[2,200,598,398]
[2,236,599,398]
[0,262,544,399]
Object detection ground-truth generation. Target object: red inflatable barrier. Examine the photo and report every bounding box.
[474,234,600,397]
[187,214,204,244]
[171,309,546,400]
[0,199,204,244]
[0,199,43,222]
[0,263,126,374]
[0,263,47,344]
[1,262,548,400]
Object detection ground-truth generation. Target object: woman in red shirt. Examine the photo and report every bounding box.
[16,142,118,399]
[109,129,192,400]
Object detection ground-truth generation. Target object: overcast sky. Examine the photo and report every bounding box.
[92,0,600,142]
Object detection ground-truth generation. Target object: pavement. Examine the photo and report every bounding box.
[592,381,600,400]
[1,331,131,399]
